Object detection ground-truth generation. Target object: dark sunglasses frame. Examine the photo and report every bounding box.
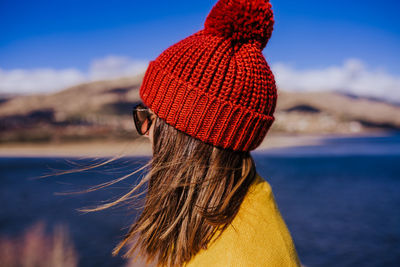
[132,103,154,135]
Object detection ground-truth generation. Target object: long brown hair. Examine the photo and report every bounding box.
[45,114,257,267]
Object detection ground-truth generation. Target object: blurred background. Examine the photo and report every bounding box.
[0,0,399,266]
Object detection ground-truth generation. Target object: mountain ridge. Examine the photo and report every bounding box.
[0,76,399,143]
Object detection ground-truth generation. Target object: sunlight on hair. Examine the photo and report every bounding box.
[34,116,258,267]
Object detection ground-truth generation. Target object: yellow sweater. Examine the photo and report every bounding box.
[184,173,301,267]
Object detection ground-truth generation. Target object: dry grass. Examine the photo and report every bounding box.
[0,220,78,267]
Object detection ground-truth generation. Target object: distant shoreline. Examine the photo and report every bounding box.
[0,132,391,158]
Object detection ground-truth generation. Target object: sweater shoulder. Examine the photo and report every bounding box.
[184,173,301,267]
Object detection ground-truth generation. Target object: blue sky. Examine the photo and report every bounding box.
[1,0,399,73]
[0,0,400,101]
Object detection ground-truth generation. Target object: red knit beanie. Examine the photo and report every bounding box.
[139,0,277,152]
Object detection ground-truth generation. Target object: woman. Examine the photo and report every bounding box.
[77,0,302,266]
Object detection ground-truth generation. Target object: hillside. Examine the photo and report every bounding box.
[0,74,144,143]
[0,75,399,144]
[273,90,400,134]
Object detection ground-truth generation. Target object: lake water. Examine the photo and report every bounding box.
[1,133,399,267]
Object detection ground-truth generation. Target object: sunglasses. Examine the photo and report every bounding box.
[132,103,154,135]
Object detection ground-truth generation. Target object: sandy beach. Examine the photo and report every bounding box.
[0,132,383,158]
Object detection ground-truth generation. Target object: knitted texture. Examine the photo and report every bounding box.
[139,0,277,152]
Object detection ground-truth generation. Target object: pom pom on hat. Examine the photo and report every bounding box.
[204,0,274,50]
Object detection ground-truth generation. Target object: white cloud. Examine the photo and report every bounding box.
[271,58,400,103]
[1,57,400,104]
[88,55,149,81]
[0,68,86,95]
[0,55,149,95]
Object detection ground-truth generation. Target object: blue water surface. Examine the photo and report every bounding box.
[1,133,399,267]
